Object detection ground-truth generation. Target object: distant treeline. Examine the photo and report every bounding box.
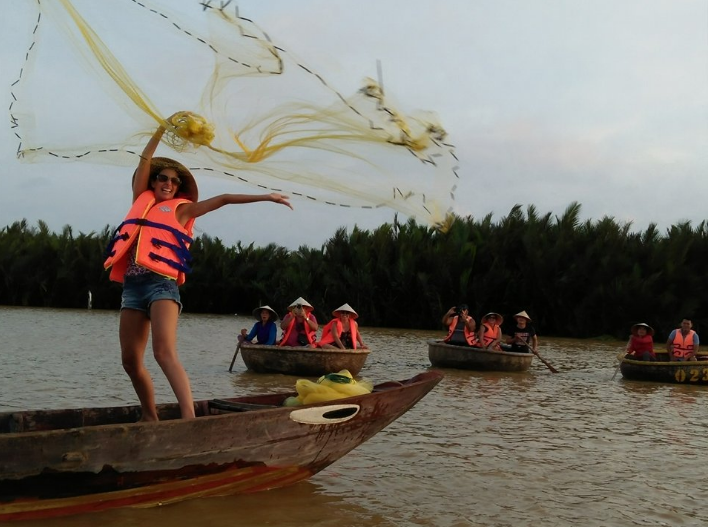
[2,202,708,340]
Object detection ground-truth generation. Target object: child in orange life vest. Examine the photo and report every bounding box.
[316,303,368,350]
[104,117,292,421]
[625,322,656,361]
[478,312,503,351]
[279,297,319,346]
[442,304,478,346]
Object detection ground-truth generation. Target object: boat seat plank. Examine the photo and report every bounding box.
[372,381,405,391]
[208,399,279,413]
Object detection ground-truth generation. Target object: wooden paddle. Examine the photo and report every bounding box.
[525,343,558,373]
[611,358,622,380]
[228,342,242,372]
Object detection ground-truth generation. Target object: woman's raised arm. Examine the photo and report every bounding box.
[133,126,166,202]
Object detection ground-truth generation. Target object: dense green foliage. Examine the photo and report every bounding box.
[2,203,708,340]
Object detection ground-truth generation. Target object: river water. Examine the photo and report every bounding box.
[0,306,705,527]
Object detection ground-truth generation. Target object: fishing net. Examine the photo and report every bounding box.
[9,0,459,228]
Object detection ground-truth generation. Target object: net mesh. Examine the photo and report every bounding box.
[9,0,460,228]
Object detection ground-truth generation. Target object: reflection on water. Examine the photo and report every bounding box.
[1,307,706,527]
[20,480,394,527]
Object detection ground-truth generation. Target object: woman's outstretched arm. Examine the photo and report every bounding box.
[178,192,292,223]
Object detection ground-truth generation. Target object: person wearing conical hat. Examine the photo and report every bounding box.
[625,322,656,361]
[478,312,504,351]
[315,303,368,350]
[106,116,293,421]
[279,297,319,347]
[240,305,279,345]
[506,310,538,353]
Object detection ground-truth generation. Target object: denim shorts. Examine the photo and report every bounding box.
[121,273,182,316]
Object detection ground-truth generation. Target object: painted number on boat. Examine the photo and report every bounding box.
[674,369,708,383]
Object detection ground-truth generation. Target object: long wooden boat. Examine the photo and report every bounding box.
[0,371,442,522]
[428,339,534,372]
[238,343,370,376]
[618,352,708,384]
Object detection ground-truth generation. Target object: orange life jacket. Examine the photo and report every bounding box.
[104,190,195,285]
[317,318,359,349]
[671,330,696,359]
[480,323,501,348]
[279,315,317,346]
[444,316,478,346]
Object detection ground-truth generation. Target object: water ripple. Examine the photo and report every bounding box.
[2,307,707,527]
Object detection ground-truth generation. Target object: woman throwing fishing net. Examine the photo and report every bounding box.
[104,112,292,421]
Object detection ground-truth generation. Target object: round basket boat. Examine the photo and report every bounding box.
[239,343,370,376]
[428,339,533,372]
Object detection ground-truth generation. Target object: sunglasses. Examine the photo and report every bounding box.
[155,173,182,186]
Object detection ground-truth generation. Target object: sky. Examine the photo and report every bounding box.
[2,0,708,250]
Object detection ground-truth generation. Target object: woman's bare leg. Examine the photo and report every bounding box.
[150,300,196,419]
[120,308,157,421]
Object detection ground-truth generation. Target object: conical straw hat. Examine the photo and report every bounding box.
[288,297,313,312]
[482,312,504,325]
[332,303,358,319]
[514,310,531,322]
[149,157,198,202]
[252,305,279,321]
[631,322,654,336]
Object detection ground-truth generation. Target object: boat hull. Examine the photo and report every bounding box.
[0,371,442,521]
[428,339,533,372]
[239,343,370,376]
[619,354,708,384]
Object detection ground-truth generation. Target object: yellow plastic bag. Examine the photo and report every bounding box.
[283,370,373,406]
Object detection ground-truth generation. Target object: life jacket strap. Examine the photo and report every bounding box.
[103,219,138,258]
[103,218,194,273]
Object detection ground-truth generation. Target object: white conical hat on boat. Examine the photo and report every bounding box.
[514,310,531,322]
[288,297,313,312]
[332,303,358,319]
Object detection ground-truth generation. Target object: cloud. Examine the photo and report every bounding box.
[2,0,708,248]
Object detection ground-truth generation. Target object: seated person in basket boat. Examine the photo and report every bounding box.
[279,297,319,346]
[625,322,656,361]
[240,305,279,345]
[315,303,368,350]
[666,318,699,362]
[478,312,504,351]
[505,310,538,353]
[441,304,478,347]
